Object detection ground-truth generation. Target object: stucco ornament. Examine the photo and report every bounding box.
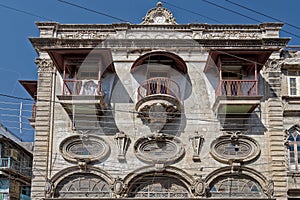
[142,2,177,25]
[191,179,206,196]
[210,131,261,164]
[112,177,124,197]
[35,58,55,72]
[264,59,283,72]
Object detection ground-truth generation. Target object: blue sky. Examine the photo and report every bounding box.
[0,0,299,141]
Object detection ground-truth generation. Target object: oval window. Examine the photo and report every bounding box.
[59,135,110,163]
[134,134,184,164]
[210,135,260,164]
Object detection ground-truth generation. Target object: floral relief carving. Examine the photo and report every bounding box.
[264,59,283,72]
[35,58,55,72]
[61,31,110,39]
[202,31,261,39]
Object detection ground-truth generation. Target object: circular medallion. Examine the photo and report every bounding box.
[134,134,184,164]
[210,134,260,164]
[59,134,110,163]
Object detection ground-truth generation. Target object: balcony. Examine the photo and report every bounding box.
[57,79,105,129]
[136,77,181,127]
[204,50,271,120]
[0,158,32,178]
[46,48,115,129]
[213,79,262,116]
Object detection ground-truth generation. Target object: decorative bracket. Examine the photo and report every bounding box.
[189,132,204,162]
[114,132,130,161]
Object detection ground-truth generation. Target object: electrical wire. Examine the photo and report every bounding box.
[57,0,129,23]
[0,2,54,21]
[160,1,222,23]
[201,0,300,39]
[224,0,300,31]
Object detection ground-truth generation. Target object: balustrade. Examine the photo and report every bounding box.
[216,80,258,96]
[137,77,180,101]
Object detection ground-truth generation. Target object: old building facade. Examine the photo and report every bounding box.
[23,2,300,200]
[0,123,32,200]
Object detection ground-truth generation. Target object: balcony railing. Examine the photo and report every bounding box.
[137,77,180,101]
[216,80,258,96]
[62,79,101,96]
[0,158,32,177]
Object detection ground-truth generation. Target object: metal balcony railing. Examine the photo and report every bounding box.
[0,158,32,177]
[137,77,180,101]
[62,79,101,96]
[216,80,258,97]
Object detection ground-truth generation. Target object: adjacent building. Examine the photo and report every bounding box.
[0,123,32,200]
[21,2,300,200]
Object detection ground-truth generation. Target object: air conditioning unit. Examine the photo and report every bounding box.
[9,149,19,160]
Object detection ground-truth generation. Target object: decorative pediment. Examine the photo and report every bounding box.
[142,2,177,25]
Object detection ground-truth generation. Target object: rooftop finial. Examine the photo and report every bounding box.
[142,1,177,25]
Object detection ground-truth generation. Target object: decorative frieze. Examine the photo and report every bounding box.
[60,31,110,39]
[202,31,261,39]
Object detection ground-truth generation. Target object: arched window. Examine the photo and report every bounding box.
[128,175,190,198]
[209,175,265,198]
[287,125,300,171]
[54,173,111,198]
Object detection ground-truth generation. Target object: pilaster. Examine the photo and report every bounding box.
[31,58,56,200]
[264,59,287,199]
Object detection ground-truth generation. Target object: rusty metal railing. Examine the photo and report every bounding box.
[216,80,258,96]
[137,77,180,101]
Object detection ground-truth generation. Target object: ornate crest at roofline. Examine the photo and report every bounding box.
[142,2,177,25]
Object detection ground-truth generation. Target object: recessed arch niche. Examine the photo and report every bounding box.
[205,166,272,198]
[49,166,114,198]
[124,166,194,198]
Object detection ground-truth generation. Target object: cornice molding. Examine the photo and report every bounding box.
[30,38,289,53]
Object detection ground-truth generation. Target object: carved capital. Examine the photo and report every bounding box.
[35,58,56,73]
[264,59,283,73]
[44,178,54,197]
